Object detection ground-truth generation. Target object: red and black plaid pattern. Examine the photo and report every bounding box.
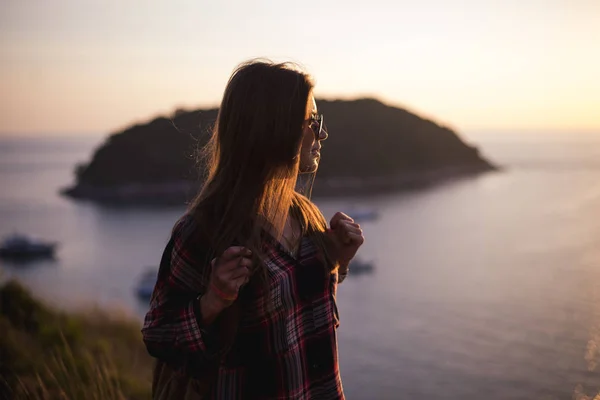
[142,215,345,399]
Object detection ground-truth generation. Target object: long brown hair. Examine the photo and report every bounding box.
[189,60,335,283]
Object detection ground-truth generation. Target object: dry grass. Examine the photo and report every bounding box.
[0,280,152,399]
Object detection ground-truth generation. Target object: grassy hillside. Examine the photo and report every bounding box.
[0,280,152,400]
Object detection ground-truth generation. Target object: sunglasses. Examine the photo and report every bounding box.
[308,114,325,139]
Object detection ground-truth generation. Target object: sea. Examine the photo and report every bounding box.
[1,132,599,400]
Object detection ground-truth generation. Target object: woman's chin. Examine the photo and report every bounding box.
[299,162,319,174]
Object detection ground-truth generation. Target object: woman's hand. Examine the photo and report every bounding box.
[327,212,365,266]
[204,246,253,311]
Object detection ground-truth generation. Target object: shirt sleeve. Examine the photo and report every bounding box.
[141,217,226,374]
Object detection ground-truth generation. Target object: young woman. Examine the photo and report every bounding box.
[142,60,364,399]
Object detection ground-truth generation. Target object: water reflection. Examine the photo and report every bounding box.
[3,136,600,398]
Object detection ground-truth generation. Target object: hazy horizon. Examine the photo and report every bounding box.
[2,125,599,144]
[1,0,599,137]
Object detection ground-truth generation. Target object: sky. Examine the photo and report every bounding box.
[0,0,599,137]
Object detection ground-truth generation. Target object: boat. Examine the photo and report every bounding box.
[136,268,158,299]
[347,208,379,222]
[349,258,375,275]
[0,233,57,260]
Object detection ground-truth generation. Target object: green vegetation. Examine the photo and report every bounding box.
[0,280,152,399]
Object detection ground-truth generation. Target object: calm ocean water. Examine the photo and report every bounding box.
[1,132,600,399]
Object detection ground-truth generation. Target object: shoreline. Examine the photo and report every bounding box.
[61,163,498,206]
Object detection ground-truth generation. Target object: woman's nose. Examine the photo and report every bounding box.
[319,125,328,141]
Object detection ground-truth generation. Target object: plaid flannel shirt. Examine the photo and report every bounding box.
[142,215,346,399]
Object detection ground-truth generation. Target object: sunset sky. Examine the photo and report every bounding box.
[1,0,599,137]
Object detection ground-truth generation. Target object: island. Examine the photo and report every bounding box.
[62,98,497,205]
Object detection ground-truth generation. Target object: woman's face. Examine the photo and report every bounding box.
[298,93,328,174]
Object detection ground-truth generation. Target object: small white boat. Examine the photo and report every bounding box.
[136,268,158,299]
[349,258,375,275]
[0,233,57,260]
[347,208,379,222]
